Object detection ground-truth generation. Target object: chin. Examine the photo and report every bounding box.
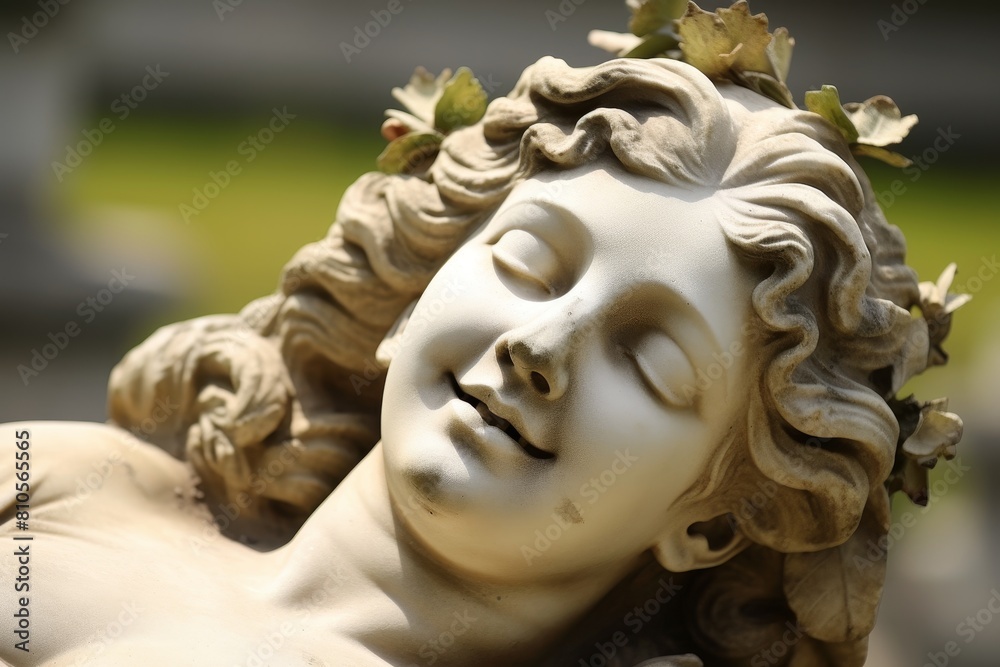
[384,422,474,515]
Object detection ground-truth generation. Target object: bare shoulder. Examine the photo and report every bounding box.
[0,421,193,516]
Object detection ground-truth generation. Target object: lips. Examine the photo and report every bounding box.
[449,375,554,460]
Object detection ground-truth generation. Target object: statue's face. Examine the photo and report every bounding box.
[381,162,759,580]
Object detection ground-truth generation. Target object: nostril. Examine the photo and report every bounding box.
[529,371,550,394]
[496,340,514,368]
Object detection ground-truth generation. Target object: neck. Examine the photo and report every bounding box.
[266,443,636,665]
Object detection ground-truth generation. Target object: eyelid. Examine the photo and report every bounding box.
[629,335,698,410]
[491,229,562,296]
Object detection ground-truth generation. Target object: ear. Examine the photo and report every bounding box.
[375,300,418,369]
[652,514,749,572]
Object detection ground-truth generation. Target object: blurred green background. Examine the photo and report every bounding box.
[58,115,381,322]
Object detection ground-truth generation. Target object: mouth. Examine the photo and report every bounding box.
[448,374,554,460]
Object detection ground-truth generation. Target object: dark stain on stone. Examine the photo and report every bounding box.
[556,497,584,524]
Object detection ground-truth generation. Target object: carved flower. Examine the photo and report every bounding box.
[919,263,972,367]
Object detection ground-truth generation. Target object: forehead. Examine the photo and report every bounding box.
[489,163,742,285]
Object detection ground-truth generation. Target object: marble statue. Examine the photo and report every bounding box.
[0,2,968,665]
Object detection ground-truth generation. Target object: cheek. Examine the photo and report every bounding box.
[564,382,710,501]
[403,255,487,354]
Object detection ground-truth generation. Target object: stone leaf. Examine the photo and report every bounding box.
[803,85,916,168]
[390,66,453,127]
[677,2,741,78]
[900,457,930,505]
[434,67,488,133]
[767,26,794,83]
[624,32,681,58]
[886,395,932,506]
[851,144,913,168]
[902,398,963,466]
[783,487,890,643]
[678,1,778,80]
[804,85,860,144]
[843,95,918,147]
[920,263,973,318]
[376,131,442,175]
[919,263,973,366]
[715,0,773,74]
[627,0,687,36]
[733,70,795,108]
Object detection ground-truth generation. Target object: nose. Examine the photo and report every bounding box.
[495,300,594,401]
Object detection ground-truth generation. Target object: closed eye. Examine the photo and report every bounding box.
[491,229,563,298]
[629,333,698,410]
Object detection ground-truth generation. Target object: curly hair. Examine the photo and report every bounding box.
[109,56,931,664]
